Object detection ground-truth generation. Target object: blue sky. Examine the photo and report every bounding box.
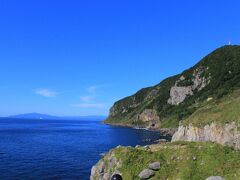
[0,0,240,116]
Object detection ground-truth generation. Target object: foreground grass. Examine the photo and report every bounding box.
[112,142,240,180]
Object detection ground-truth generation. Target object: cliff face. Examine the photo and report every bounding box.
[104,45,240,129]
[172,122,240,150]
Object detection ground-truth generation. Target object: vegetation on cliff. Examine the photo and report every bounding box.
[104,45,240,128]
[182,89,240,127]
[91,142,240,180]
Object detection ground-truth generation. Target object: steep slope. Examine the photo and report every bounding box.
[104,45,240,129]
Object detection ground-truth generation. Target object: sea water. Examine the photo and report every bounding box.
[0,118,170,180]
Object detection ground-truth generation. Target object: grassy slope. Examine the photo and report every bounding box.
[183,89,240,127]
[111,142,240,180]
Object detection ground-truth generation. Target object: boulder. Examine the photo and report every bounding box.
[149,162,160,170]
[138,169,155,179]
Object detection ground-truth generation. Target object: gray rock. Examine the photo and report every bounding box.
[138,169,155,179]
[167,86,193,105]
[192,68,209,91]
[168,67,210,106]
[90,166,97,180]
[180,75,185,81]
[172,122,240,150]
[144,145,150,150]
[99,162,105,173]
[103,173,110,180]
[205,176,224,180]
[90,152,121,180]
[138,109,160,129]
[149,162,160,170]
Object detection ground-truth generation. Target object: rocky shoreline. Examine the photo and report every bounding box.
[103,121,177,137]
[104,121,240,150]
[91,122,240,179]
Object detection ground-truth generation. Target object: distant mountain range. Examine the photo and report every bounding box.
[8,113,106,121]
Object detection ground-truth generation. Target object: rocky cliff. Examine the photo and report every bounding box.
[172,122,240,150]
[104,45,240,129]
[93,46,240,179]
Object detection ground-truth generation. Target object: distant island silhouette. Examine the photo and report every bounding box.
[7,113,106,121]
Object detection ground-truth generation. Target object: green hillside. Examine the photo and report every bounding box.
[103,142,240,180]
[104,45,240,128]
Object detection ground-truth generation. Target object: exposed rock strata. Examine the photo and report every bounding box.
[172,122,240,150]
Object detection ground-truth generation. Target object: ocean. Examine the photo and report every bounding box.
[0,118,169,180]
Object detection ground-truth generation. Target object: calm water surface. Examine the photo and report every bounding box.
[0,118,169,180]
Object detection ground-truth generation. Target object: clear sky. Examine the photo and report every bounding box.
[0,0,240,116]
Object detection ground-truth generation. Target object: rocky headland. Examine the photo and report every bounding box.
[92,46,240,179]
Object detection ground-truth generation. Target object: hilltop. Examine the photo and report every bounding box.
[104,45,240,129]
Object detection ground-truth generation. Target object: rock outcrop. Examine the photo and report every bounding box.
[172,122,240,150]
[167,86,193,105]
[90,150,121,180]
[168,68,210,105]
[137,109,160,129]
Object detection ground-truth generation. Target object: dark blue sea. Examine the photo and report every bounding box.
[0,118,169,180]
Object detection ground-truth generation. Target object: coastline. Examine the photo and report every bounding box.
[102,121,176,137]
